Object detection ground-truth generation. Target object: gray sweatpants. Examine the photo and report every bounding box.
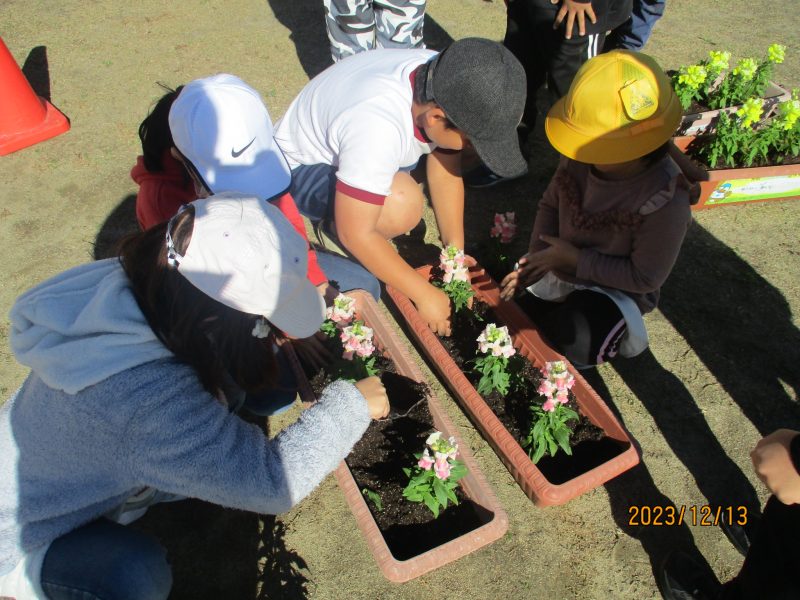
[323,0,426,62]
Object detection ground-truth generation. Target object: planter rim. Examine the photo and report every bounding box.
[673,135,800,211]
[387,265,640,506]
[287,289,508,582]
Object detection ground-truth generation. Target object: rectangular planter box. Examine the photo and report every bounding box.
[387,266,640,507]
[677,81,791,136]
[674,136,800,211]
[285,290,508,583]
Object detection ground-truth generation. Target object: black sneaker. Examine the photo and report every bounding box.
[463,164,521,188]
[720,508,761,557]
[658,551,722,600]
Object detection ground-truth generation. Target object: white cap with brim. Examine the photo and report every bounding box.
[168,74,292,200]
[173,193,324,339]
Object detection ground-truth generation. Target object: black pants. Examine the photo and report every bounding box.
[722,496,800,599]
[503,0,631,133]
[517,290,628,366]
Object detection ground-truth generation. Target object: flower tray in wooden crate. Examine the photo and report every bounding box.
[677,81,791,136]
[387,266,640,507]
[674,135,800,210]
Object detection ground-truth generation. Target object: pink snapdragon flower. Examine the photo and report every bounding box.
[490,212,517,244]
[325,293,356,327]
[339,321,375,361]
[418,449,434,470]
[476,323,516,359]
[539,360,575,412]
[434,458,451,479]
[439,245,469,284]
[423,431,459,480]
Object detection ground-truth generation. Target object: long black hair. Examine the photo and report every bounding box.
[117,206,279,395]
[138,83,185,172]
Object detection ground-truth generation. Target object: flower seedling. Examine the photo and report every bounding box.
[709,44,785,109]
[362,487,383,511]
[322,292,356,336]
[319,293,378,380]
[524,360,579,464]
[434,245,473,313]
[402,431,467,518]
[472,323,523,396]
[692,91,800,168]
[486,212,517,274]
[672,44,786,111]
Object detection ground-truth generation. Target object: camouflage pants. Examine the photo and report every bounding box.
[323,0,426,62]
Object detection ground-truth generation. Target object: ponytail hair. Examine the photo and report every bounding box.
[138,83,185,172]
[117,206,279,395]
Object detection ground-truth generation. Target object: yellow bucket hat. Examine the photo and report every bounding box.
[545,50,681,164]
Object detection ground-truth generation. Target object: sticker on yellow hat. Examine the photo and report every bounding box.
[619,78,657,121]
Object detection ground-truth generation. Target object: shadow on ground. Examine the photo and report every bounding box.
[93,194,139,260]
[266,0,454,80]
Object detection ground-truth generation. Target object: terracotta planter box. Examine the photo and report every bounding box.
[677,81,790,136]
[386,266,640,507]
[286,290,508,583]
[674,136,800,210]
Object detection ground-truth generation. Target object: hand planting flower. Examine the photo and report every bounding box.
[525,360,579,463]
[490,212,517,244]
[440,245,469,284]
[403,430,467,517]
[434,245,474,314]
[472,323,522,396]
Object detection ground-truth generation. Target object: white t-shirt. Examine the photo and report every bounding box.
[274,48,437,204]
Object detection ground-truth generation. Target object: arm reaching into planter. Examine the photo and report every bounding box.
[125,373,380,516]
[335,190,453,336]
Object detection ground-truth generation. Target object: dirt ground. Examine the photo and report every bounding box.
[2,0,799,598]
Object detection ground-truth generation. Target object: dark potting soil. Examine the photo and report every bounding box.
[301,342,487,561]
[437,299,627,485]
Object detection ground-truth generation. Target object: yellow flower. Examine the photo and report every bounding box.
[732,58,758,81]
[736,97,763,128]
[677,64,707,89]
[776,98,800,131]
[707,50,730,71]
[767,44,786,64]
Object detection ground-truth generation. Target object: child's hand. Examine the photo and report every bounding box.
[416,285,452,336]
[355,376,390,420]
[500,254,536,300]
[525,235,579,280]
[751,429,800,505]
[552,0,596,39]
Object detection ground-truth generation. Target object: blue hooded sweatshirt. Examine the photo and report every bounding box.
[0,258,370,578]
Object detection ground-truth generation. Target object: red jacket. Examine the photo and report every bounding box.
[131,152,327,286]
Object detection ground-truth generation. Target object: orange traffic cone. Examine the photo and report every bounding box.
[0,37,69,156]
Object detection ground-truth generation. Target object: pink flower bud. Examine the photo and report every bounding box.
[542,398,557,412]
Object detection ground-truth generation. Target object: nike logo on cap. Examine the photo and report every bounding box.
[231,137,256,158]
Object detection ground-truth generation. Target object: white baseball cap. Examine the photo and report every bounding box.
[167,192,324,338]
[168,74,291,200]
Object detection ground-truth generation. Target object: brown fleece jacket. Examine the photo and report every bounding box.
[530,154,697,313]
